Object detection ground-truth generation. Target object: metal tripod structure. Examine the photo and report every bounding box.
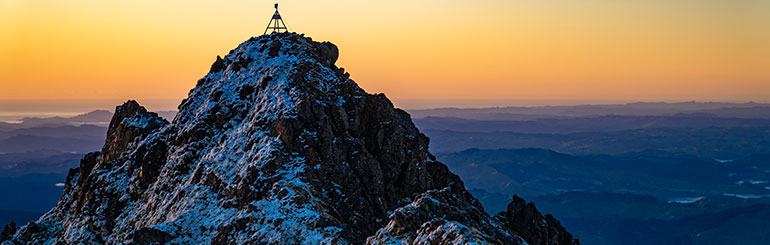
[264,3,288,34]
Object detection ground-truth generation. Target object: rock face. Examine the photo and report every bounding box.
[0,222,15,242]
[1,33,578,244]
[496,196,577,245]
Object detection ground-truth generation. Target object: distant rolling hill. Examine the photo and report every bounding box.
[0,151,83,177]
[443,147,770,244]
[423,127,770,159]
[439,148,770,198]
[0,129,105,154]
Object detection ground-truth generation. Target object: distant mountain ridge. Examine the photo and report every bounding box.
[423,127,770,158]
[414,115,770,134]
[408,102,770,120]
[0,110,177,129]
[17,110,113,126]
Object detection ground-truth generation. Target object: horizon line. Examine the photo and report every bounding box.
[1,99,769,114]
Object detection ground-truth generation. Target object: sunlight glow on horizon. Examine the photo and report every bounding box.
[1,0,769,110]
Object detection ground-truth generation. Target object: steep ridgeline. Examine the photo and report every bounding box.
[1,33,577,244]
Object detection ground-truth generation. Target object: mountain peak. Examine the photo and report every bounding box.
[2,34,577,244]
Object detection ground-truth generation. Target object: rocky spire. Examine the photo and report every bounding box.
[1,33,577,244]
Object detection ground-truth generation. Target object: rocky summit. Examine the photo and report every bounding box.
[1,33,578,244]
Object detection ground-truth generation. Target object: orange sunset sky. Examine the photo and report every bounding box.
[1,0,769,111]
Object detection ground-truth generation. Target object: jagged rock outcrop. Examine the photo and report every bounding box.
[1,33,577,244]
[0,222,15,242]
[495,196,577,245]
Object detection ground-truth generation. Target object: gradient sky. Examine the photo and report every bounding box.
[1,0,769,111]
